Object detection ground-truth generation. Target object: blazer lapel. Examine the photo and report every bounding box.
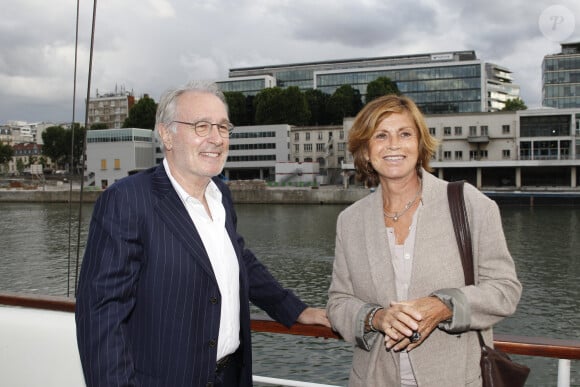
[150,164,217,283]
[363,186,398,305]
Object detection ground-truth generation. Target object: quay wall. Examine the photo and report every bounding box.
[1,187,580,206]
[0,187,369,204]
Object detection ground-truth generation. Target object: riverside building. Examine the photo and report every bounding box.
[542,41,580,109]
[86,87,135,129]
[217,51,520,113]
[85,128,154,189]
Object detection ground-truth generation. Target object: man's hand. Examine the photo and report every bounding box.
[296,307,331,327]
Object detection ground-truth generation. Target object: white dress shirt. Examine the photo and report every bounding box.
[164,160,240,361]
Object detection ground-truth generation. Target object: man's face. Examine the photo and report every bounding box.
[160,92,230,189]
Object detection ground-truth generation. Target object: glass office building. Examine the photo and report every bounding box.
[220,51,520,113]
[543,42,580,109]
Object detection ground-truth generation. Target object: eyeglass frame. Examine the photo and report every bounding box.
[171,120,235,138]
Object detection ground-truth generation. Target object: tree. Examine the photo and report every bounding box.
[304,89,331,125]
[41,124,86,172]
[0,142,14,165]
[90,123,109,130]
[365,77,400,104]
[327,85,363,124]
[224,91,253,126]
[502,98,527,111]
[280,86,310,125]
[254,87,285,125]
[0,142,14,173]
[123,95,157,129]
[41,126,68,167]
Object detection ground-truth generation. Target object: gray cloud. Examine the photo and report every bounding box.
[1,0,579,123]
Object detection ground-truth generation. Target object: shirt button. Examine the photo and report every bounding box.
[209,339,217,347]
[404,253,411,260]
[210,296,218,304]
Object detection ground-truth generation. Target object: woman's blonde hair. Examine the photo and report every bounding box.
[348,94,438,187]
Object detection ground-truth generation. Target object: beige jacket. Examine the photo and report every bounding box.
[327,171,522,387]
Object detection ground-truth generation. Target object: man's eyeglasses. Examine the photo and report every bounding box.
[172,120,234,138]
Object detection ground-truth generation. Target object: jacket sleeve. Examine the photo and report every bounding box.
[75,186,142,387]
[460,191,522,329]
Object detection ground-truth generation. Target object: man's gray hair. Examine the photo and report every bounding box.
[155,80,228,131]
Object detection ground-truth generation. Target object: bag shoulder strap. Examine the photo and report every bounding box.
[447,180,474,286]
[447,181,486,347]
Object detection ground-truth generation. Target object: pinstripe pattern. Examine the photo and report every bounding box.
[76,164,307,386]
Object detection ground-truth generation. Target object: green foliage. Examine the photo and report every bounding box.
[304,89,331,125]
[254,87,310,125]
[365,77,400,104]
[90,123,109,130]
[0,141,14,165]
[502,98,527,111]
[327,85,363,124]
[41,124,86,172]
[224,91,253,126]
[123,95,157,129]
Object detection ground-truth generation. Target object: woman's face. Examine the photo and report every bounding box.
[367,111,420,182]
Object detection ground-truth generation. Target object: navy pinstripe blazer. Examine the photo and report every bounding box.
[75,164,307,386]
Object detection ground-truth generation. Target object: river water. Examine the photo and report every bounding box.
[0,201,578,386]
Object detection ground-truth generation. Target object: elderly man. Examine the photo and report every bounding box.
[76,81,329,387]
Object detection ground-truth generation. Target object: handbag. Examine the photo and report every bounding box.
[447,181,530,387]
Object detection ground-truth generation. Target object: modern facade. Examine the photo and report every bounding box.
[220,51,520,113]
[224,124,291,180]
[216,75,276,96]
[85,128,154,189]
[87,88,135,129]
[543,41,580,109]
[424,108,580,189]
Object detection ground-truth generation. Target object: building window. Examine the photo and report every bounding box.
[454,126,462,135]
[469,126,477,136]
[455,150,463,160]
[305,133,310,141]
[502,124,510,134]
[480,150,488,159]
[294,132,299,141]
[317,132,323,140]
[316,143,325,152]
[338,142,345,151]
[304,144,312,152]
[469,150,478,160]
[502,149,511,159]
[339,131,344,140]
[294,144,299,153]
[100,159,107,170]
[114,159,121,170]
[429,127,436,136]
[480,125,488,136]
[328,131,333,140]
[444,127,451,136]
[443,151,452,160]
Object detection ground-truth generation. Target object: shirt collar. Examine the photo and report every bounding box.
[162,158,221,204]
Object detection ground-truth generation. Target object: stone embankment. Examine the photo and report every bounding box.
[0,180,370,205]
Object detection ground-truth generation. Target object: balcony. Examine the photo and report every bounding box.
[467,135,490,144]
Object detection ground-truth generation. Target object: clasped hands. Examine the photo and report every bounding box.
[372,296,451,352]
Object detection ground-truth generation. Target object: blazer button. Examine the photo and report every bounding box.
[210,296,218,304]
[209,339,217,347]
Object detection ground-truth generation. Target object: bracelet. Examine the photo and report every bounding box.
[367,306,383,332]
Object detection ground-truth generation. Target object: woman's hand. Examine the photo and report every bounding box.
[372,302,421,346]
[382,296,452,352]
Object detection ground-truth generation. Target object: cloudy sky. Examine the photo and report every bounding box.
[1,0,579,124]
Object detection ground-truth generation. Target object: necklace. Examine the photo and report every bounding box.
[383,179,422,222]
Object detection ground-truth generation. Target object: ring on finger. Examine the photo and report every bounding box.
[410,330,421,343]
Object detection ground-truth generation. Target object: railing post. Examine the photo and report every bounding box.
[557,359,571,387]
